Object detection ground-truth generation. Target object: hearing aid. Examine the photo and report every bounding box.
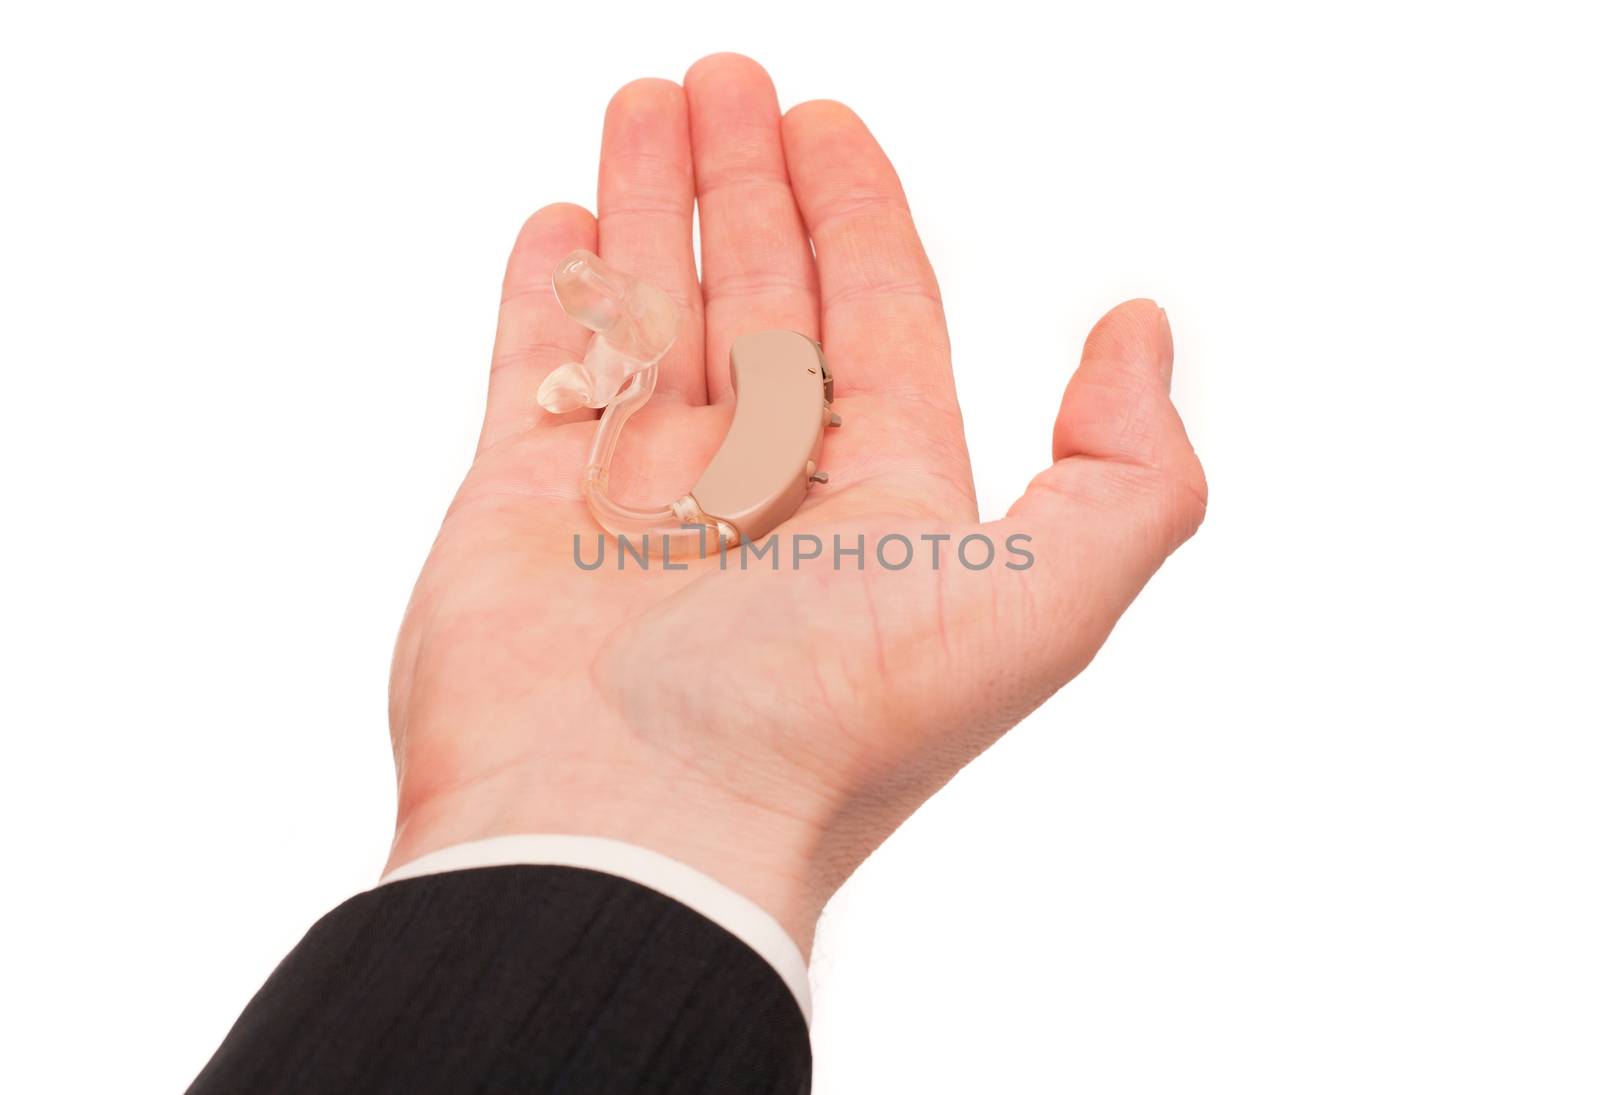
[537,249,838,547]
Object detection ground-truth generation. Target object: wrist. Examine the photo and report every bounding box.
[385,752,829,953]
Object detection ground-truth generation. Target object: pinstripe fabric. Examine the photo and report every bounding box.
[188,866,811,1094]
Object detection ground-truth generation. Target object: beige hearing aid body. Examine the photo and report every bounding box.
[690,329,835,544]
[536,250,837,548]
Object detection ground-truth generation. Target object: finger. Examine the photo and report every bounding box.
[685,53,818,403]
[781,101,954,411]
[480,203,599,452]
[982,300,1207,683]
[597,78,705,405]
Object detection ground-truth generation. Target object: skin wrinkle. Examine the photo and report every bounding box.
[1028,455,1205,553]
[600,135,693,182]
[605,569,862,795]
[579,678,825,928]
[794,192,915,238]
[826,344,957,394]
[498,283,562,308]
[837,394,965,457]
[855,378,962,414]
[858,562,891,683]
[474,413,587,458]
[443,484,589,523]
[588,589,812,819]
[867,416,973,479]
[700,271,816,300]
[800,633,849,753]
[601,155,692,203]
[488,341,583,376]
[826,470,972,522]
[599,202,695,221]
[932,548,953,662]
[694,173,799,203]
[820,279,944,312]
[817,249,937,298]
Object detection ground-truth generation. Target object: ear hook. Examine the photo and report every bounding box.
[539,249,836,552]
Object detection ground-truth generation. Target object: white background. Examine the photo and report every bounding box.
[3,2,1596,1092]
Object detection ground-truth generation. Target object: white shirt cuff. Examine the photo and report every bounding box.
[379,833,812,1025]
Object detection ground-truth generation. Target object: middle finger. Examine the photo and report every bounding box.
[597,78,706,405]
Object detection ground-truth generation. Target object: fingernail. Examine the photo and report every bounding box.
[1155,304,1174,393]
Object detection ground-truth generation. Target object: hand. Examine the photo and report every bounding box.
[385,54,1206,950]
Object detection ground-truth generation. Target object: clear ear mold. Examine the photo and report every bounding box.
[538,250,679,414]
[538,250,837,550]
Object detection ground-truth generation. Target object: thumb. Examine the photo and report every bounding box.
[979,298,1207,684]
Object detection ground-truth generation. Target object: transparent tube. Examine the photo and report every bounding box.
[538,250,731,548]
[580,361,691,540]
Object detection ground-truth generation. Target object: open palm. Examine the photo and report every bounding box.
[386,54,1206,948]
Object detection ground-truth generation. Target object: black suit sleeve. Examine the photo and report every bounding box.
[188,865,811,1094]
